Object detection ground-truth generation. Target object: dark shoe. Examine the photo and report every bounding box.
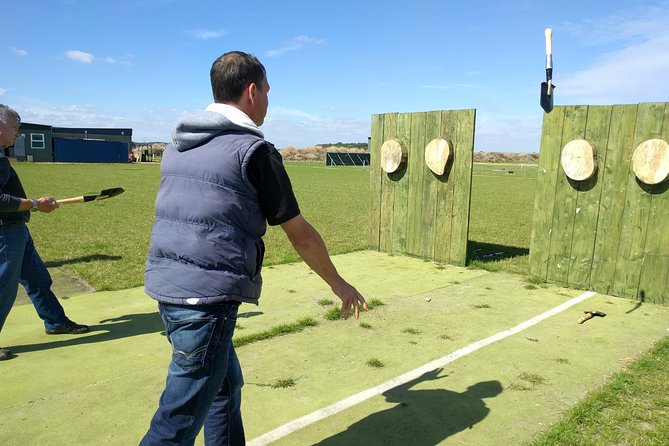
[45,321,90,335]
[0,347,15,361]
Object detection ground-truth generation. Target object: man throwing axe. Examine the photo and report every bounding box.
[140,51,368,445]
[0,104,89,362]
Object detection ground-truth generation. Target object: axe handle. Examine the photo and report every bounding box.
[56,197,86,204]
[545,28,553,68]
[577,312,593,324]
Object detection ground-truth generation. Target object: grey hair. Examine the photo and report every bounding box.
[0,104,21,124]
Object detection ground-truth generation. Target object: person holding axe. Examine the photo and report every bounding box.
[140,51,368,445]
[0,104,89,361]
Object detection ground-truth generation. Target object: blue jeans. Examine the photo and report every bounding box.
[140,301,245,446]
[0,225,69,334]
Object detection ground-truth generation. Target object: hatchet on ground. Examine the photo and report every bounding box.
[540,27,555,113]
[577,310,606,324]
[56,187,125,204]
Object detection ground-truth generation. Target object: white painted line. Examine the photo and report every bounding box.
[248,290,597,446]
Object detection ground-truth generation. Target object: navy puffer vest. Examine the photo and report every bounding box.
[145,130,267,305]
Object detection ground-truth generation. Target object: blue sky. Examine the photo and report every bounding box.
[2,0,668,152]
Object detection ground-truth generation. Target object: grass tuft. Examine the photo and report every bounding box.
[323,307,343,320]
[518,372,547,385]
[233,317,318,347]
[367,298,384,309]
[271,377,297,389]
[366,358,384,368]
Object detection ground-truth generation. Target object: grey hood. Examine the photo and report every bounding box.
[171,108,264,152]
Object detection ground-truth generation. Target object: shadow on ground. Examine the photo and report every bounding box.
[467,240,529,263]
[14,266,95,305]
[44,254,122,268]
[315,369,503,446]
[8,312,164,354]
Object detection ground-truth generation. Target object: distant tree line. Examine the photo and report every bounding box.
[317,142,368,150]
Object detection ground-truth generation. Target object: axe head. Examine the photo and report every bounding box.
[540,82,554,113]
[97,187,125,200]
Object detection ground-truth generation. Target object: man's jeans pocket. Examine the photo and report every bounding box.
[164,316,218,371]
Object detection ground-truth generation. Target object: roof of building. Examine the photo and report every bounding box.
[19,122,132,136]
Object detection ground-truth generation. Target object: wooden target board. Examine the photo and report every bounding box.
[369,109,475,266]
[529,102,669,304]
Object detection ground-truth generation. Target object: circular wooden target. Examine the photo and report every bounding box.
[632,138,669,185]
[424,138,452,175]
[380,139,407,173]
[561,139,597,181]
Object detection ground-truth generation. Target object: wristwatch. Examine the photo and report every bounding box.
[30,199,38,212]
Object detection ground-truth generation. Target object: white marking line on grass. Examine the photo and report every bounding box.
[249,290,597,446]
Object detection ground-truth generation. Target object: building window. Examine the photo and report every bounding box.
[31,133,45,149]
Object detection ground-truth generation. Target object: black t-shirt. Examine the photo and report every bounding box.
[247,143,300,226]
[0,154,29,225]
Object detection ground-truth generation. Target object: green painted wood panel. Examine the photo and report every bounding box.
[446,109,475,265]
[590,104,638,295]
[406,112,427,257]
[547,105,588,285]
[632,102,669,304]
[379,113,398,252]
[529,108,565,279]
[391,113,412,254]
[419,111,442,258]
[369,109,475,265]
[531,102,669,305]
[433,111,457,262]
[368,114,383,250]
[613,102,665,298]
[567,106,612,288]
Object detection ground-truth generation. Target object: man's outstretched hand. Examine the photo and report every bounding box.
[332,280,368,320]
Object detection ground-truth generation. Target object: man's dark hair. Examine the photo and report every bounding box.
[210,51,266,103]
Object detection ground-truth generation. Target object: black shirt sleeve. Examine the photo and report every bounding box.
[247,143,301,226]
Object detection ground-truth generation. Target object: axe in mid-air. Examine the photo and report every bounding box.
[540,27,556,113]
[56,187,125,205]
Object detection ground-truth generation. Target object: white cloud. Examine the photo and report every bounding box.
[560,35,669,103]
[10,47,28,56]
[267,106,322,122]
[265,35,326,58]
[475,111,542,153]
[263,106,368,147]
[559,4,669,104]
[561,3,669,45]
[421,83,478,90]
[187,29,227,40]
[65,50,95,63]
[12,101,178,142]
[0,88,6,96]
[105,54,133,65]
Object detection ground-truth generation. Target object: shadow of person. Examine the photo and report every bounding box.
[315,369,503,446]
[9,312,164,355]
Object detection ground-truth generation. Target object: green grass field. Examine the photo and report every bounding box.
[9,160,669,444]
[14,161,536,291]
